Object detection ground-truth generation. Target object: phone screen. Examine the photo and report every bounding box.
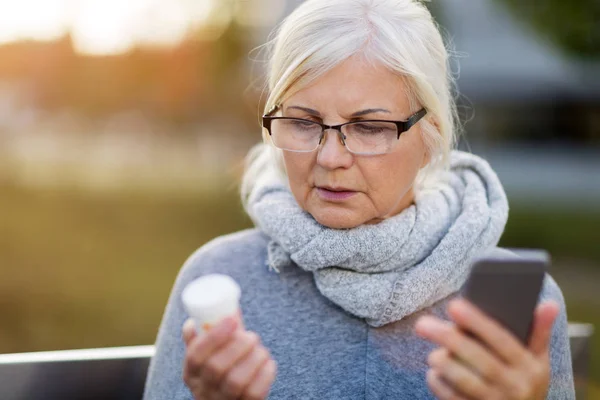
[463,256,546,344]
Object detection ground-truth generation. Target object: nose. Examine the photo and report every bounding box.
[316,129,353,170]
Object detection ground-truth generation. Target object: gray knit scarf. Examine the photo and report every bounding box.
[247,150,509,327]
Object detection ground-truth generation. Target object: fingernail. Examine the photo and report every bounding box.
[460,297,478,314]
[449,299,467,315]
[415,317,437,335]
[183,318,196,332]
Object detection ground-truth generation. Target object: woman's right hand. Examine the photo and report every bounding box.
[182,316,277,400]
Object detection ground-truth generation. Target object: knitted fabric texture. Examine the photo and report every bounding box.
[247,150,509,326]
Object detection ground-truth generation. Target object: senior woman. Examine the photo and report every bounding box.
[143,0,575,399]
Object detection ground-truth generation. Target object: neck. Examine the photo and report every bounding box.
[364,186,415,226]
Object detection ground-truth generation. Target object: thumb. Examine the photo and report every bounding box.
[182,318,197,346]
[528,301,560,356]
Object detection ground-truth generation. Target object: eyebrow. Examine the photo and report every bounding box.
[285,106,391,118]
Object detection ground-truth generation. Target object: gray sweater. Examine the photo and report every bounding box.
[143,229,575,399]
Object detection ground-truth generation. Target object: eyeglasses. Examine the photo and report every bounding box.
[262,106,427,155]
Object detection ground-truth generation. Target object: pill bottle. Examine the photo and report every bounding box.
[181,274,241,334]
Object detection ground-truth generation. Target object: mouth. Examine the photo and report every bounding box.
[318,185,354,192]
[316,186,357,201]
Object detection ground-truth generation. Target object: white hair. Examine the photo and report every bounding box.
[241,0,460,209]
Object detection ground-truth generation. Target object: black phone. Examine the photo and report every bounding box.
[462,250,548,344]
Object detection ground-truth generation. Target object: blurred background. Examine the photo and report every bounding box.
[0,0,598,396]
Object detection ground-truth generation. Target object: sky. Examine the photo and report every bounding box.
[0,0,286,55]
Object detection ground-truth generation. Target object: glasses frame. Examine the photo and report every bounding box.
[261,106,427,154]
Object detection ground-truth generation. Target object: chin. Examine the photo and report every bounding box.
[310,209,365,230]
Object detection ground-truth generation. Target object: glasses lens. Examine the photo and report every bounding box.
[270,119,321,152]
[343,121,398,155]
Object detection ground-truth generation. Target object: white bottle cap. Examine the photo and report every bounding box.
[181,274,241,332]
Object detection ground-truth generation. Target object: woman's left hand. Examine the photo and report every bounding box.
[415,299,559,400]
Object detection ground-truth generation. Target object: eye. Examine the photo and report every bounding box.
[346,121,397,137]
[287,119,319,130]
[357,123,383,131]
[353,123,387,133]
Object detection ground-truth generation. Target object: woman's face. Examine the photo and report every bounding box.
[280,55,429,229]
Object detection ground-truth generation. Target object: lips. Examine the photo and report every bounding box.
[316,186,357,201]
[318,186,354,192]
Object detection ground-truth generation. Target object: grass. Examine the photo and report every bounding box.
[501,206,600,266]
[0,181,252,352]
[0,181,598,395]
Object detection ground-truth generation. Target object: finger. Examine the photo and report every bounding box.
[184,316,239,375]
[236,309,247,331]
[183,318,197,346]
[220,345,271,398]
[528,301,559,356]
[416,316,507,383]
[428,348,491,399]
[426,369,468,400]
[202,330,261,386]
[242,359,277,400]
[447,299,528,365]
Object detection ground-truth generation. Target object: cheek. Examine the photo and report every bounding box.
[282,153,314,197]
[364,142,425,203]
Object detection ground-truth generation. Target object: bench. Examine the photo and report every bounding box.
[0,323,593,399]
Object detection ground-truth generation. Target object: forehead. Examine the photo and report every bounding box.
[284,55,411,114]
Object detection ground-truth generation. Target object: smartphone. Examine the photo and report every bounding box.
[462,250,548,344]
